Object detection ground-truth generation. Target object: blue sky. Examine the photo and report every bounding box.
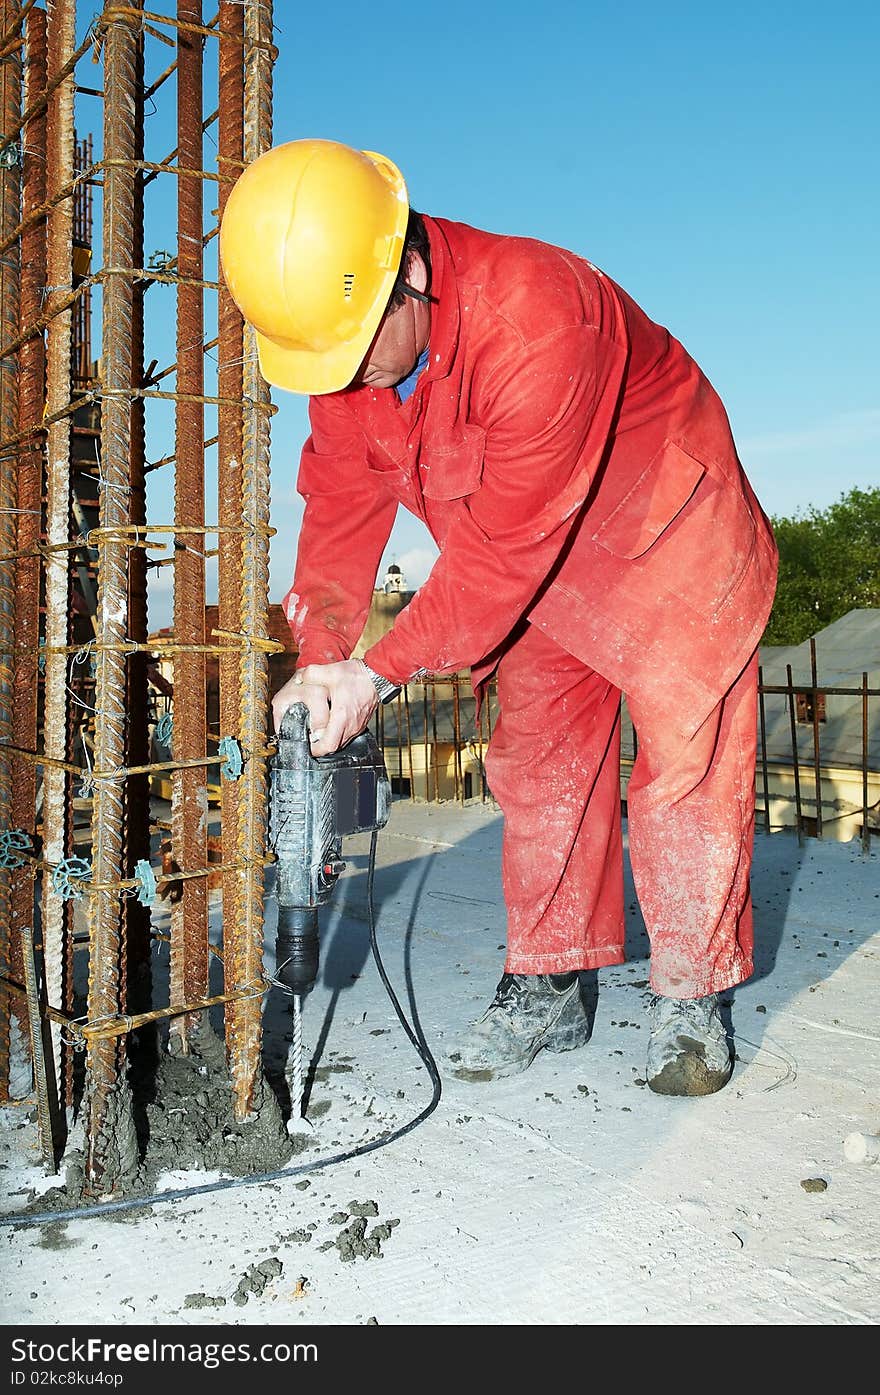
[75,1,879,618]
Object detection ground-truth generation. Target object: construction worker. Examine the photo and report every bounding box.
[220,139,778,1096]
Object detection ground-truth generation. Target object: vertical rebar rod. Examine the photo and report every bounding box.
[217,0,243,1043]
[72,133,92,385]
[757,665,770,834]
[403,684,414,799]
[0,0,21,1100]
[20,928,54,1168]
[393,690,402,793]
[422,684,429,802]
[41,0,76,1111]
[430,678,438,800]
[124,27,151,1025]
[786,663,804,845]
[862,673,870,856]
[229,0,272,1120]
[8,3,46,1099]
[83,1,141,1192]
[809,635,822,839]
[483,705,491,800]
[475,701,484,800]
[452,673,462,803]
[64,140,92,1111]
[485,678,495,745]
[169,0,208,1048]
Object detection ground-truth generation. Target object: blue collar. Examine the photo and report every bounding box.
[395,346,430,403]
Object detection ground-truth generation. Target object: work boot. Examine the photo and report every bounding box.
[646,993,733,1096]
[450,972,589,1081]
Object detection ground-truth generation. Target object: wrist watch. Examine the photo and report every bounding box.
[359,659,401,705]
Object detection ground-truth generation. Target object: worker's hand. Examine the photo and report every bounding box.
[271,659,378,756]
[271,668,330,743]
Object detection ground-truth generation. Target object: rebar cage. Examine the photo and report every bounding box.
[0,0,276,1193]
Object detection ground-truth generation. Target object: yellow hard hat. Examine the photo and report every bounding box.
[219,138,409,395]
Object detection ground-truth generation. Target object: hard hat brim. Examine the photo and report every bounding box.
[255,325,377,397]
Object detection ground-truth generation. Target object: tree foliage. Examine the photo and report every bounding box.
[763,486,880,645]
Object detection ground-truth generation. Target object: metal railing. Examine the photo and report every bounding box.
[372,654,879,855]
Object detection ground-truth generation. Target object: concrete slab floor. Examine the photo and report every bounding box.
[1,804,878,1326]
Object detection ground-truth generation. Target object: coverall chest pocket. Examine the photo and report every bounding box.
[364,442,421,512]
[593,439,757,617]
[420,426,486,501]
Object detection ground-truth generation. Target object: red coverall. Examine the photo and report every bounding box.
[283,217,778,998]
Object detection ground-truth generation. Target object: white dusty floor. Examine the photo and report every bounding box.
[1,804,879,1326]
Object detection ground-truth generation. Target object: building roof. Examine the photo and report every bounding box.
[759,609,880,686]
[757,610,880,771]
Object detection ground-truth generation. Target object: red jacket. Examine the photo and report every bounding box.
[284,217,777,733]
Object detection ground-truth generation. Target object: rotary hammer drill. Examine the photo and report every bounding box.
[269,701,391,1129]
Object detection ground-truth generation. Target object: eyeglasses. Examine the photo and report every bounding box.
[396,280,437,306]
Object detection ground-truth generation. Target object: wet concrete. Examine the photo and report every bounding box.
[18,1024,293,1216]
[141,1027,291,1177]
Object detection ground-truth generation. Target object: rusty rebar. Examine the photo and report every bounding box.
[0,970,258,1036]
[757,665,770,834]
[0,164,95,265]
[228,0,272,1121]
[168,0,208,1050]
[477,683,488,801]
[72,982,265,1043]
[7,1,46,1103]
[20,927,57,1168]
[0,0,22,1102]
[0,741,265,780]
[0,2,38,53]
[403,685,414,798]
[41,0,76,1125]
[82,1,142,1194]
[422,685,429,801]
[430,677,438,798]
[452,674,463,802]
[809,635,823,839]
[72,133,93,384]
[786,663,804,846]
[217,0,243,1061]
[0,19,96,166]
[862,674,870,855]
[124,26,152,1030]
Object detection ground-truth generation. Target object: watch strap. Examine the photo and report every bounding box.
[359,659,401,705]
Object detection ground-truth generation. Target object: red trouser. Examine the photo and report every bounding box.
[484,623,758,997]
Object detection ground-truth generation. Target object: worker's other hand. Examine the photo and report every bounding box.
[271,659,378,756]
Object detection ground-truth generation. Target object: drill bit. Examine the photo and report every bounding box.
[285,992,313,1137]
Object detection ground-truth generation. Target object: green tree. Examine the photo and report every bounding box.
[763,486,880,645]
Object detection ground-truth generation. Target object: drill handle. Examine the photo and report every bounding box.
[276,700,311,764]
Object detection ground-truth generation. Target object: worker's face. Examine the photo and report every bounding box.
[352,253,431,390]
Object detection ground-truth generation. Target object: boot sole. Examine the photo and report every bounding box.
[453,1018,590,1083]
[647,1052,733,1097]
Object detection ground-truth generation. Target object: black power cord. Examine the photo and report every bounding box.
[0,831,442,1230]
